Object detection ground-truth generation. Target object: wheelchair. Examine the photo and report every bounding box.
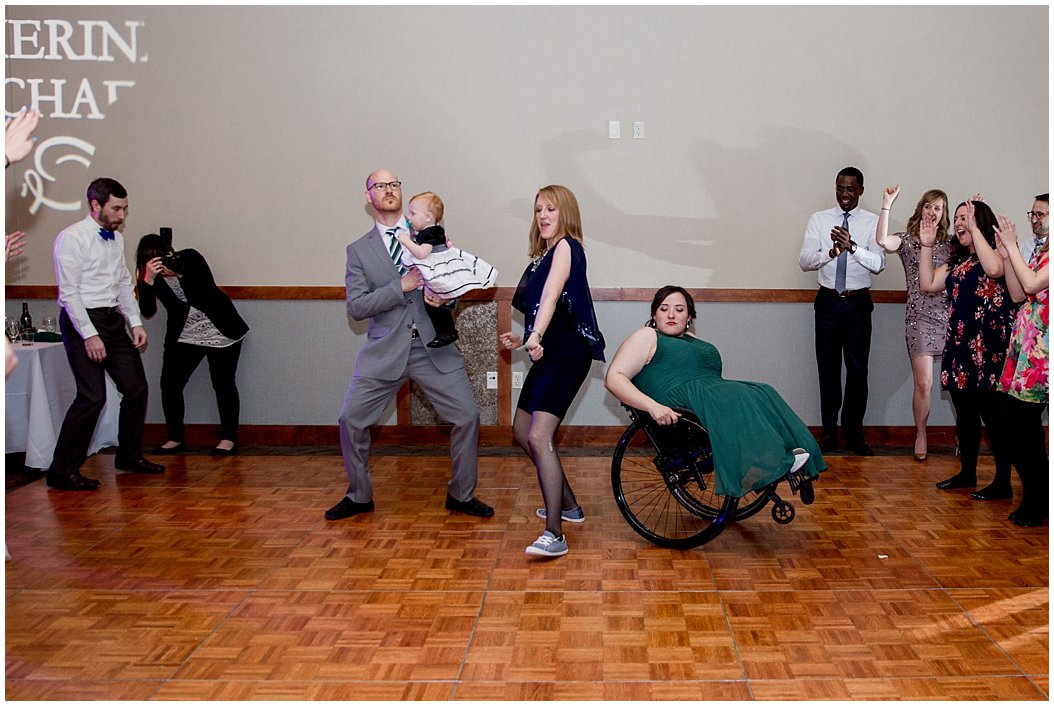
[611,406,815,549]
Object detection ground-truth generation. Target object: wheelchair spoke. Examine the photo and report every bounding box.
[612,414,738,549]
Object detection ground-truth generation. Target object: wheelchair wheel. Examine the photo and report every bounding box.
[612,414,738,548]
[733,484,774,522]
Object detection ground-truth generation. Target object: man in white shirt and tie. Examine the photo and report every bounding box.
[48,177,163,490]
[326,168,493,521]
[799,167,885,456]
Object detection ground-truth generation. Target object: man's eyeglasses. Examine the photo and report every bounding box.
[1027,211,1048,221]
[369,181,402,192]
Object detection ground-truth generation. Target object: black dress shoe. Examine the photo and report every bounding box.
[46,471,99,491]
[1013,511,1047,527]
[936,472,976,490]
[818,434,839,453]
[151,442,185,455]
[848,442,874,457]
[970,484,1012,501]
[114,457,165,474]
[325,497,374,520]
[445,494,494,517]
[211,445,238,456]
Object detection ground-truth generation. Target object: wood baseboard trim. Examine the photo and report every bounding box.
[143,423,1025,449]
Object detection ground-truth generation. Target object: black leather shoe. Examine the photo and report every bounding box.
[445,494,494,517]
[427,332,459,348]
[936,472,976,490]
[325,497,374,520]
[151,442,185,455]
[848,441,874,457]
[211,445,238,456]
[970,484,1013,501]
[818,434,839,453]
[114,457,165,474]
[46,471,99,491]
[1013,513,1046,527]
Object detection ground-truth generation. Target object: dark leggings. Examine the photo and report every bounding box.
[161,339,243,442]
[948,388,1013,486]
[997,393,1049,514]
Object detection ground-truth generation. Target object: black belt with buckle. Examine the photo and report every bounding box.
[819,286,870,299]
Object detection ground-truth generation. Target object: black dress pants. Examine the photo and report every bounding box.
[160,339,243,442]
[49,307,149,474]
[814,289,873,442]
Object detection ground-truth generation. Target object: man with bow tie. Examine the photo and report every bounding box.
[48,177,163,490]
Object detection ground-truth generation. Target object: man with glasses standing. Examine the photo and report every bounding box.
[326,169,493,521]
[799,167,885,456]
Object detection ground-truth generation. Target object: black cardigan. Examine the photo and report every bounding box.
[137,248,249,346]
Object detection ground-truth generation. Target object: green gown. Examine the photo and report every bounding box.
[631,331,825,497]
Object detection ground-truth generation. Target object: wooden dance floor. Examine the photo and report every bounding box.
[5,448,1048,700]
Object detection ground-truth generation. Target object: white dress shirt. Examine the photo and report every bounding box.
[53,214,142,339]
[798,205,885,290]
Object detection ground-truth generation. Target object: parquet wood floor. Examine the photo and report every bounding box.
[5,450,1048,700]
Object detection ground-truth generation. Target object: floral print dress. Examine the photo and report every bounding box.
[940,256,1018,391]
[997,247,1049,402]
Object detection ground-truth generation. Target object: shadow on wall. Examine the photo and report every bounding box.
[502,126,869,277]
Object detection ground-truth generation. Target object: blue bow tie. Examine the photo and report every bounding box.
[99,228,116,241]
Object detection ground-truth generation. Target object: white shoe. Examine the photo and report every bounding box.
[790,450,810,474]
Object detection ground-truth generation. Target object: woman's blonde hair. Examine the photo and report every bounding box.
[528,185,583,257]
[905,189,950,244]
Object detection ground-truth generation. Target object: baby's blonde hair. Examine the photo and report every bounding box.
[409,191,444,224]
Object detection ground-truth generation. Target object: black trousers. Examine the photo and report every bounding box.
[161,339,243,442]
[948,388,1013,484]
[814,288,873,442]
[995,392,1048,513]
[49,307,149,474]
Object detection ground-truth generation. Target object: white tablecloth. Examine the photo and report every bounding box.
[5,341,121,469]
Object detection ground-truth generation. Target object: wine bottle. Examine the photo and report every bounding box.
[19,302,32,332]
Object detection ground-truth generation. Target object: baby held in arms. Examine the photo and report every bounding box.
[398,191,497,348]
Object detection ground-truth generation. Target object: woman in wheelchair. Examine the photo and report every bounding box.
[605,285,825,501]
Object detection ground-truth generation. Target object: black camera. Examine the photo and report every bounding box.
[158,227,183,273]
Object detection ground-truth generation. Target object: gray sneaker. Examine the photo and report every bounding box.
[525,531,568,557]
[535,506,586,523]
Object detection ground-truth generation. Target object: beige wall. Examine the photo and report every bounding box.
[5,6,1048,289]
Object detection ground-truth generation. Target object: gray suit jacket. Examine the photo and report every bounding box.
[346,225,466,381]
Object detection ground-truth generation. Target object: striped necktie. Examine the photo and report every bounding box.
[386,227,406,275]
[834,212,849,293]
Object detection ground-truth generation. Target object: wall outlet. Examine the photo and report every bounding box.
[512,371,524,389]
[633,120,644,139]
[486,371,498,389]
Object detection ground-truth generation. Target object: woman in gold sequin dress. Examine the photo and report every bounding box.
[875,185,951,461]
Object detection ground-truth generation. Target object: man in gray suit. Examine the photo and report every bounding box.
[326,169,493,520]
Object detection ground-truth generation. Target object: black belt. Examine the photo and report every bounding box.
[86,306,119,314]
[819,286,870,299]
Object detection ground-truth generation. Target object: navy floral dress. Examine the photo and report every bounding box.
[940,256,1018,391]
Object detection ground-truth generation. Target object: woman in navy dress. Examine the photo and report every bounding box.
[500,185,605,558]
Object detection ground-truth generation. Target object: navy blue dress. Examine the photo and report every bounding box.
[512,237,604,418]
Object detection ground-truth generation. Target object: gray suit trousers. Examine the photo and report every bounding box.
[338,337,480,503]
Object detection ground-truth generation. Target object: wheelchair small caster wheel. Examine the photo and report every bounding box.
[772,501,795,524]
[800,480,815,505]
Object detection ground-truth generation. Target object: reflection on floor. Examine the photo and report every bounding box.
[5,450,1048,700]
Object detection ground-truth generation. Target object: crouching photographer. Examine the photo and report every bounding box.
[136,229,249,456]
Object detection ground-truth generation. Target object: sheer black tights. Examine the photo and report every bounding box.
[513,409,578,537]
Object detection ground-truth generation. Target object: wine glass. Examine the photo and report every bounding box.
[40,316,57,333]
[5,317,17,341]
